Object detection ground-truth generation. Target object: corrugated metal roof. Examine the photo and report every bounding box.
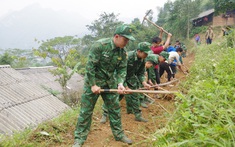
[191,9,215,20]
[16,66,84,94]
[0,65,70,136]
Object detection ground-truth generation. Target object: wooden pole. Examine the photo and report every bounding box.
[143,17,169,35]
[100,89,178,94]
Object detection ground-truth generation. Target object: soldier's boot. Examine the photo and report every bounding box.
[127,111,133,114]
[141,102,148,108]
[100,115,107,124]
[120,135,133,145]
[126,108,133,114]
[146,98,154,104]
[73,140,82,147]
[135,113,148,122]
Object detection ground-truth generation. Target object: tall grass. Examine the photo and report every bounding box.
[153,32,235,146]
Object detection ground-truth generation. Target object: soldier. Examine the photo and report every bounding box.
[73,24,135,147]
[142,51,170,103]
[100,42,152,123]
[145,51,170,86]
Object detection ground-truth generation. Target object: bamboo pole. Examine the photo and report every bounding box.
[100,89,178,94]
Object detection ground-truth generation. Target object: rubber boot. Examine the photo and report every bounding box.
[141,102,148,108]
[120,135,133,145]
[135,113,148,122]
[100,115,107,124]
[73,140,82,147]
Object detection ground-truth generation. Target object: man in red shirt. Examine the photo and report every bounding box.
[150,28,172,84]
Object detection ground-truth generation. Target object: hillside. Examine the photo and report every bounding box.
[1,29,234,146]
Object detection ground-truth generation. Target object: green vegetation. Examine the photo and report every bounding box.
[0,108,80,147]
[1,0,235,146]
[151,32,235,146]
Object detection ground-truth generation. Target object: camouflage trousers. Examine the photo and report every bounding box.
[103,87,142,117]
[74,85,124,145]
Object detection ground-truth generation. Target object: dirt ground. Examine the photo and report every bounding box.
[76,53,195,147]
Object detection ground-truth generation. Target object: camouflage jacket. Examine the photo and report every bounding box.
[146,66,156,84]
[124,50,146,88]
[85,38,128,88]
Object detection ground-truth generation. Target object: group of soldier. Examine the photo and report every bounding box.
[72,24,188,147]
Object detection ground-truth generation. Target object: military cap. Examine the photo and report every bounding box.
[160,51,169,60]
[137,42,151,54]
[114,24,135,41]
[146,54,159,64]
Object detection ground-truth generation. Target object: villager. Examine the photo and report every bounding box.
[168,47,187,79]
[174,40,187,57]
[73,24,135,147]
[195,34,201,45]
[151,28,172,84]
[205,26,214,44]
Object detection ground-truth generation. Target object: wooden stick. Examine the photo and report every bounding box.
[100,89,178,94]
[139,79,179,90]
[143,93,155,104]
[144,17,169,34]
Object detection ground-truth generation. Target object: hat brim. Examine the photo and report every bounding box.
[143,50,150,54]
[122,35,135,41]
[160,55,168,60]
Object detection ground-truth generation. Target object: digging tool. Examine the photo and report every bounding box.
[100,89,177,94]
[139,79,179,90]
[182,64,189,73]
[142,9,169,35]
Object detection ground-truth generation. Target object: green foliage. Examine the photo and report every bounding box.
[224,29,235,48]
[34,36,84,90]
[86,12,124,39]
[0,49,43,68]
[41,85,61,96]
[214,0,235,14]
[0,52,14,65]
[153,37,235,146]
[189,26,208,38]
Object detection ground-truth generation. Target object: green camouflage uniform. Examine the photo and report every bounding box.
[74,38,128,145]
[123,50,146,116]
[103,42,151,119]
[102,50,145,117]
[146,54,159,84]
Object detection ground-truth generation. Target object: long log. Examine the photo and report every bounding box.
[100,89,178,94]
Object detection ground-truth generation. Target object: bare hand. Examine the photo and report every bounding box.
[143,83,151,90]
[91,85,101,94]
[117,84,126,94]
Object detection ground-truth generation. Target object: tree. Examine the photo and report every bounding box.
[34,36,83,95]
[156,0,201,39]
[214,0,235,14]
[86,12,124,39]
[0,52,14,65]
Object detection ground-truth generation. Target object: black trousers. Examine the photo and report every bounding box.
[159,62,172,81]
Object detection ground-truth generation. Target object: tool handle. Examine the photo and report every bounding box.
[100,89,177,94]
[144,17,169,34]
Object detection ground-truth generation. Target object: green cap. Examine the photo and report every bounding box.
[138,42,151,54]
[146,54,159,64]
[114,24,135,41]
[160,51,169,60]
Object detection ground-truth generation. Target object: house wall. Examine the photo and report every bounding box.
[213,14,235,27]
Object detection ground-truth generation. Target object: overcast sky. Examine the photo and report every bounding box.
[0,0,171,21]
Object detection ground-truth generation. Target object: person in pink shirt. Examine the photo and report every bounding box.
[150,28,172,84]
